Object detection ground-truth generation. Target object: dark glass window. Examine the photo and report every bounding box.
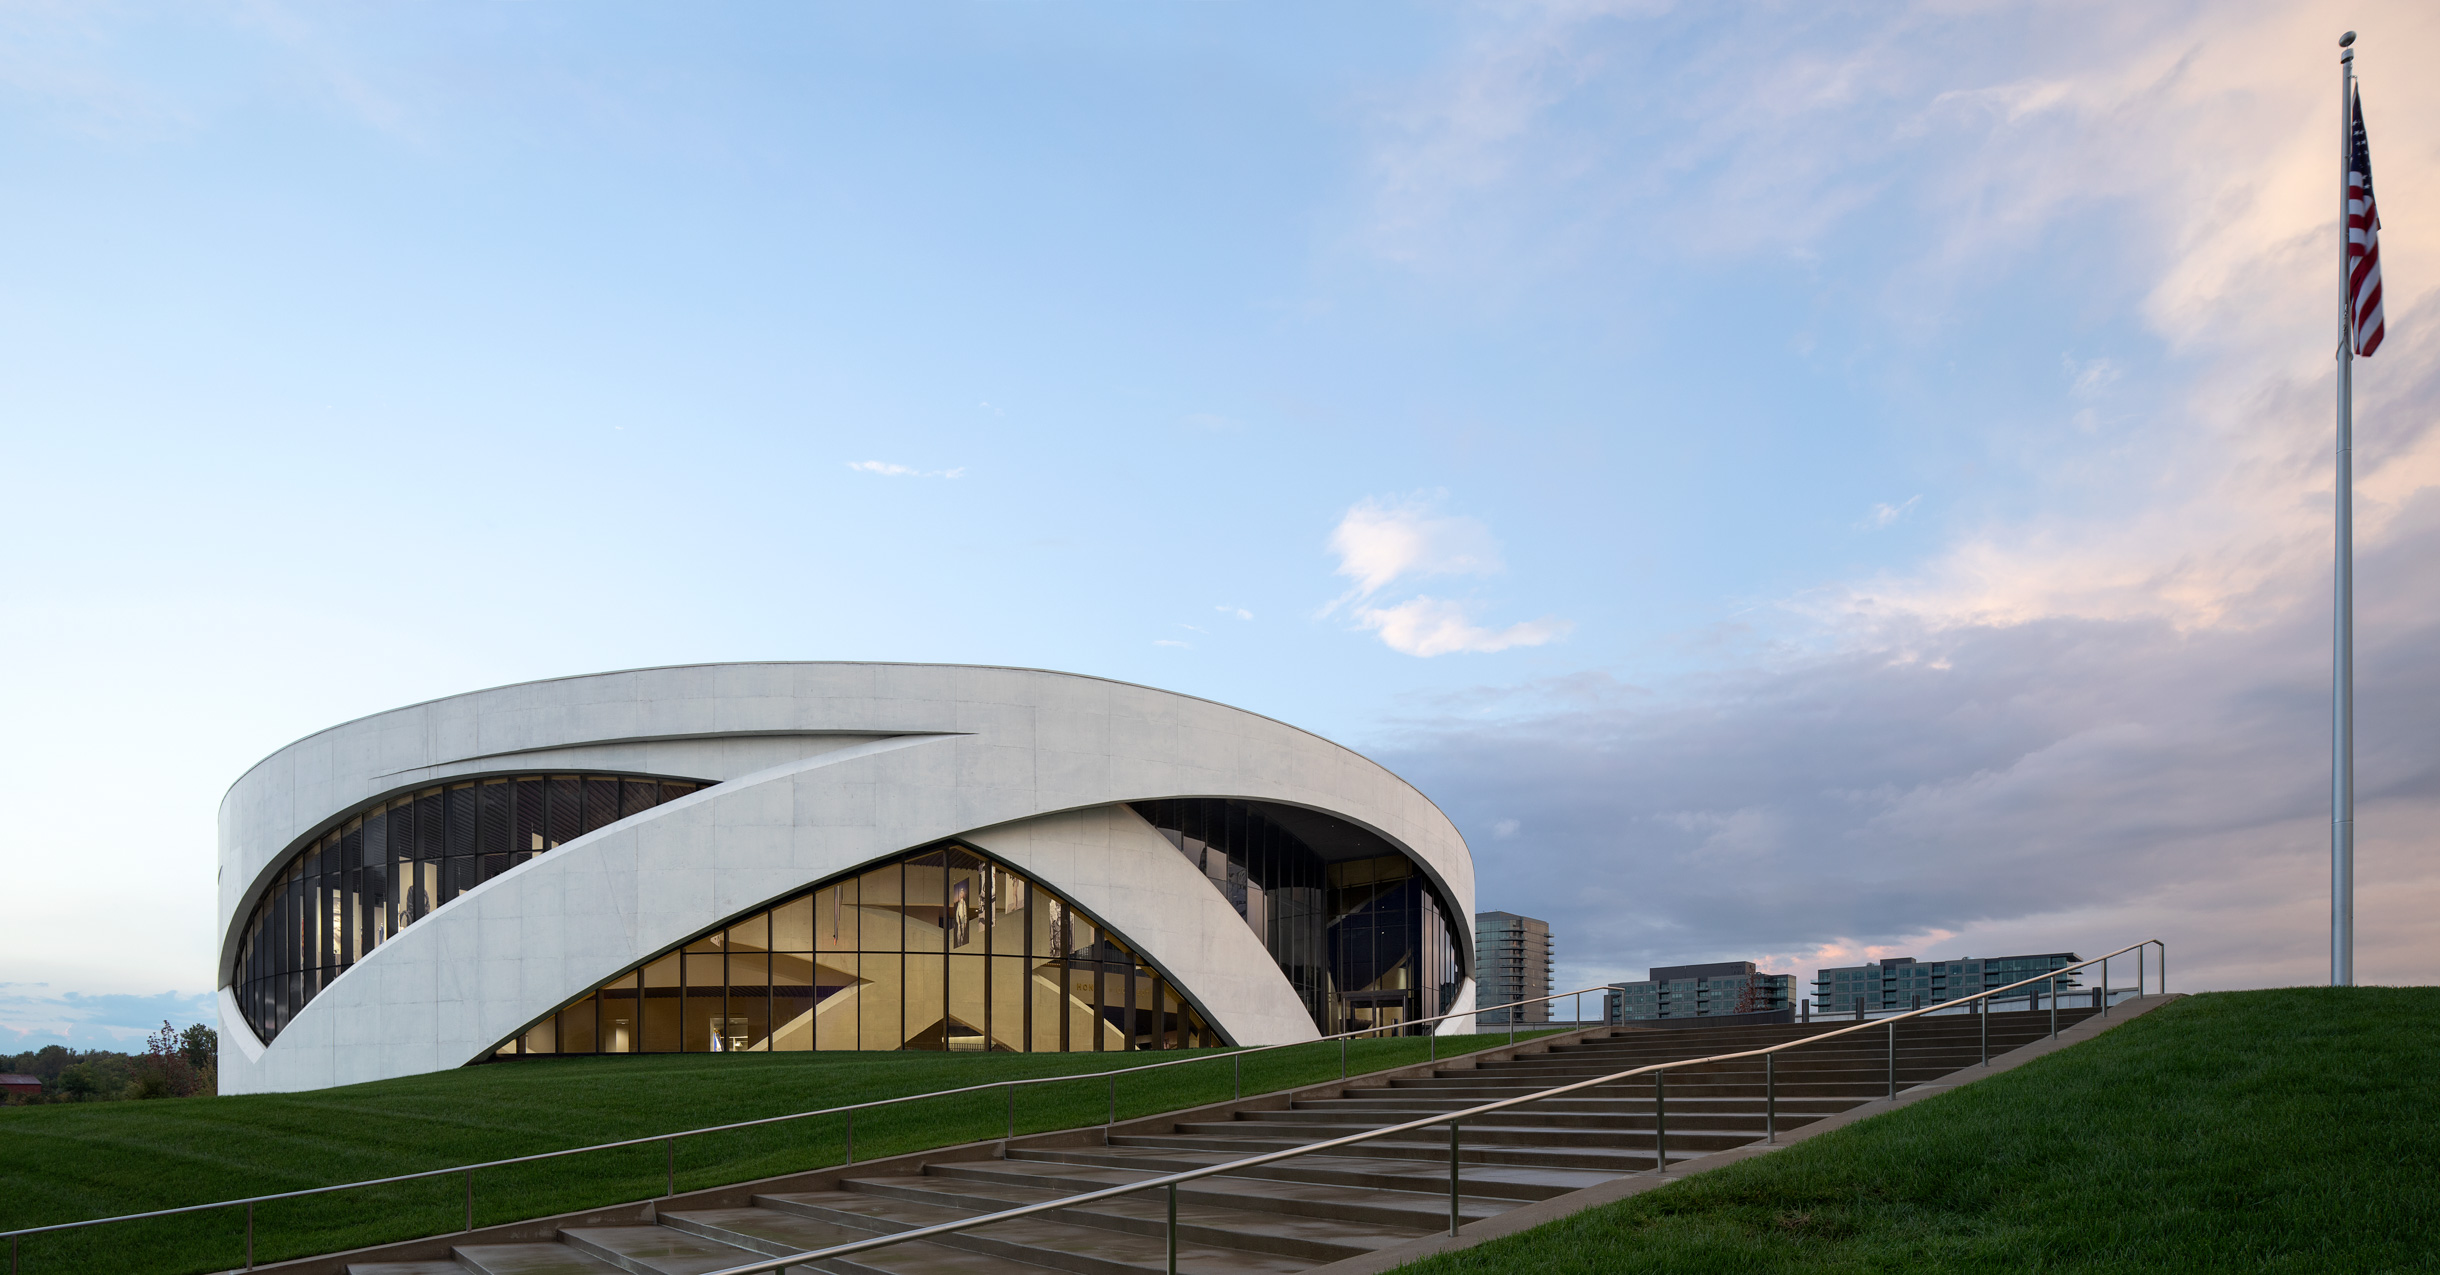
[1131,799,1464,1039]
[493,842,1218,1059]
[232,771,711,1045]
[582,777,621,839]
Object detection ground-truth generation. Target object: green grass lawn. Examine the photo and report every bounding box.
[0,1030,1552,1273]
[1399,988,2440,1275]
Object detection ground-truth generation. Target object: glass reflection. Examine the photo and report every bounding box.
[232,774,708,1045]
[496,843,1219,1057]
[1131,799,1462,1038]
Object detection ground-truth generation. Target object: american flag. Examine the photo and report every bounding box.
[2348,87,2385,357]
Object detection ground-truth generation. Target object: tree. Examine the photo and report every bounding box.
[130,1021,200,1099]
[178,1023,217,1071]
[58,1062,98,1101]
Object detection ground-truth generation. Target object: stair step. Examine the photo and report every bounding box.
[449,1245,624,1275]
[1241,1110,1830,1132]
[1010,1146,1616,1202]
[1379,1081,1910,1096]
[755,1189,1312,1275]
[1177,1119,1759,1147]
[659,1206,1048,1275]
[558,1226,758,1275]
[1287,1101,1852,1118]
[1111,1131,1694,1171]
[926,1158,1517,1229]
[837,1170,1414,1260]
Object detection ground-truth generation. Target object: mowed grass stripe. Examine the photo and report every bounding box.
[1395,989,2439,1275]
[1,1032,1553,1274]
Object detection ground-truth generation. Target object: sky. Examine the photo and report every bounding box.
[4,0,2436,1052]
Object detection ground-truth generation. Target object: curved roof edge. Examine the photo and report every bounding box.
[221,661,1459,831]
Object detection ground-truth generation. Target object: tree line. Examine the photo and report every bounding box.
[3,1021,218,1103]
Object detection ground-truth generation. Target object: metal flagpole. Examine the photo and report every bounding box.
[2333,31,2358,987]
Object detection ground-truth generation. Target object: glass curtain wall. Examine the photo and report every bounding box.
[498,843,1219,1057]
[232,774,708,1045]
[1129,799,1463,1038]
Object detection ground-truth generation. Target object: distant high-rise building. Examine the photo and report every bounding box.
[1811,953,2080,1014]
[1605,961,1792,1023]
[1473,912,1553,1025]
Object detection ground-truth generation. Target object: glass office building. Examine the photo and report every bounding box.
[1473,912,1553,1025]
[1812,953,2080,1013]
[1605,961,1793,1022]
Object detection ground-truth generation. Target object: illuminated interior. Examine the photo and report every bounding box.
[497,842,1219,1055]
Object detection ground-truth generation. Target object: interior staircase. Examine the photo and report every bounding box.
[352,1008,2100,1275]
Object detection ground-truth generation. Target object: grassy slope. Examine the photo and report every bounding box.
[0,1032,1547,1273]
[1400,989,2440,1275]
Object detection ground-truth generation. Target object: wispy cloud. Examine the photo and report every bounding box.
[1216,605,1254,621]
[2063,354,2121,399]
[1325,493,1505,605]
[1324,494,1568,656]
[847,461,967,479]
[1356,596,1571,657]
[1860,496,1920,529]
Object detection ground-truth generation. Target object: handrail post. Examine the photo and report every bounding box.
[2159,941,2167,993]
[1652,1069,1667,1174]
[1007,1083,1016,1139]
[246,1200,255,1271]
[1886,1019,1896,1100]
[465,1168,475,1232]
[1109,1075,1118,1126]
[2049,975,2058,1039]
[1980,995,1989,1066]
[665,1138,675,1197]
[846,1110,854,1165]
[1340,1037,1347,1080]
[1448,1120,1462,1236]
[1234,1052,1242,1100]
[1165,1182,1178,1275]
[2102,956,2110,1014]
[1764,1052,1775,1143]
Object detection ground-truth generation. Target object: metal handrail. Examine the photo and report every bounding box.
[0,979,1609,1270]
[675,938,2165,1275]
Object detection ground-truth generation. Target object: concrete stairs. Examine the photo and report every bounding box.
[347,1009,2098,1275]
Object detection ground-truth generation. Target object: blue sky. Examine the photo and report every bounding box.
[5,1,2437,1052]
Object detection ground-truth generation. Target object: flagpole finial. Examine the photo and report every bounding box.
[2339,31,2355,47]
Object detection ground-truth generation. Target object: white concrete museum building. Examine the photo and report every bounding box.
[216,663,1478,1095]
